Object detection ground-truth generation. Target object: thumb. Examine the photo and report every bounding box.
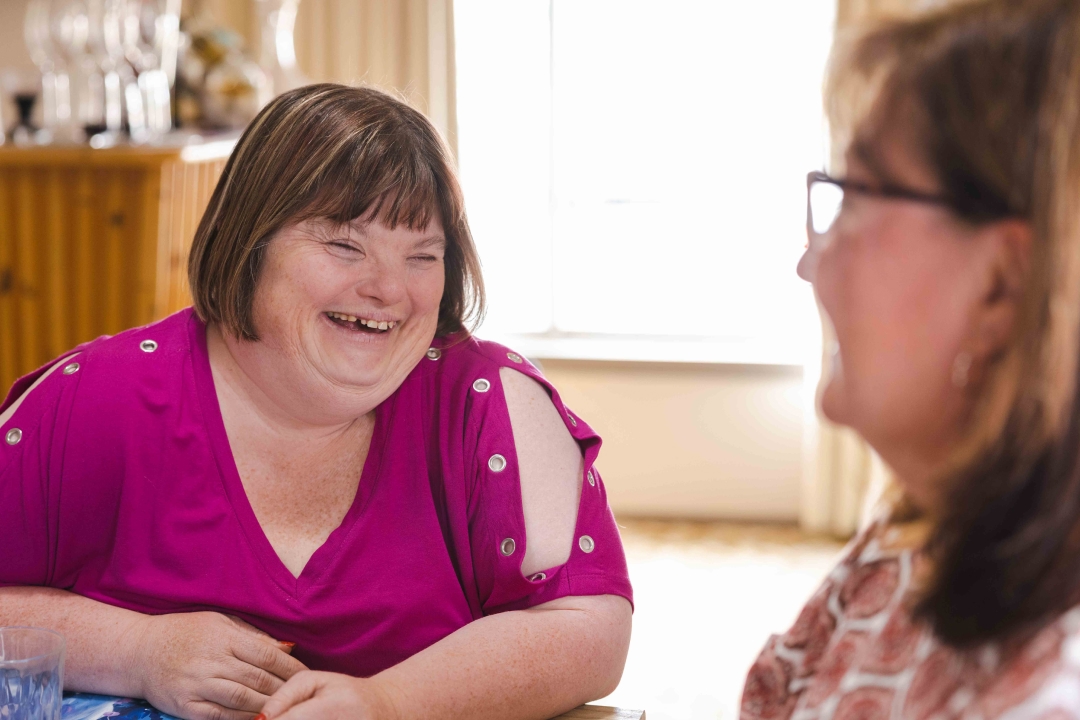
[258,671,322,720]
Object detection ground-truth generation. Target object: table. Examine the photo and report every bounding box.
[555,706,645,719]
[0,137,234,392]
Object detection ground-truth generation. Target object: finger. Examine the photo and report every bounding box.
[185,700,258,720]
[202,678,272,714]
[260,671,323,720]
[223,657,288,697]
[233,636,308,681]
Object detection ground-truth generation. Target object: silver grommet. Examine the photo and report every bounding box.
[488,454,507,472]
[579,535,595,554]
[140,340,158,353]
[528,572,547,582]
[507,352,523,364]
[426,348,442,361]
[5,428,22,445]
[473,378,491,393]
[569,415,578,427]
[500,538,516,556]
[63,362,80,375]
[587,470,596,487]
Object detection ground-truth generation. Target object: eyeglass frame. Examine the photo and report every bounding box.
[805,170,955,243]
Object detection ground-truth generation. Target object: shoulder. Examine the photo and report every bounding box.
[964,608,1080,719]
[0,309,199,452]
[428,336,593,431]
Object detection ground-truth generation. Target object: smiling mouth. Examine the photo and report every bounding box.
[326,311,397,334]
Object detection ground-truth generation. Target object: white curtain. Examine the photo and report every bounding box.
[292,0,458,154]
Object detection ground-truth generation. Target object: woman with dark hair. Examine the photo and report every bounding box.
[0,85,632,720]
[742,0,1080,717]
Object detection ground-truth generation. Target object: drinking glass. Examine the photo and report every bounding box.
[0,627,65,720]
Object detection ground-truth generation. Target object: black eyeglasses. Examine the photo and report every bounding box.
[806,170,954,241]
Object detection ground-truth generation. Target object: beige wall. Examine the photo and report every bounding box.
[0,0,34,73]
[543,360,805,521]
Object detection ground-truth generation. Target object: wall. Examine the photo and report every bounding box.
[542,360,805,520]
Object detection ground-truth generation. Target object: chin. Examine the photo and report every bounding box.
[818,374,853,428]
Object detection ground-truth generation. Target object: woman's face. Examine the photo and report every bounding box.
[798,141,991,493]
[249,211,446,407]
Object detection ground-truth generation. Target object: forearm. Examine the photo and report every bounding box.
[0,586,147,695]
[372,595,632,720]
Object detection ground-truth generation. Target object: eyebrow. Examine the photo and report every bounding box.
[414,235,447,250]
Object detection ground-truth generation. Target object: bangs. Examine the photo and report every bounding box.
[299,127,445,231]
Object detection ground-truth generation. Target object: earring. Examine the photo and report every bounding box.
[952,351,973,389]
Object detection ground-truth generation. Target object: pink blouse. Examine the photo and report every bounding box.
[741,517,1080,719]
[0,308,632,677]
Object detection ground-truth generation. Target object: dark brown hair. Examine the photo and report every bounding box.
[188,83,485,340]
[828,0,1080,646]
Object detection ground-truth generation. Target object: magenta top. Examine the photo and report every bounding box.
[0,309,632,676]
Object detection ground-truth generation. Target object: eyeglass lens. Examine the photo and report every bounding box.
[809,181,843,236]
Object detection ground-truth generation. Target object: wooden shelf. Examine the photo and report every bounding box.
[0,139,234,392]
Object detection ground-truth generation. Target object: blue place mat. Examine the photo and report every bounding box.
[62,693,181,720]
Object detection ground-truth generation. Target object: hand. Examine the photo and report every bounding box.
[257,671,397,720]
[128,611,307,720]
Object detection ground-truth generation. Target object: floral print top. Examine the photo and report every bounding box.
[741,517,1080,720]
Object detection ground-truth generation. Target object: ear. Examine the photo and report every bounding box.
[969,219,1033,359]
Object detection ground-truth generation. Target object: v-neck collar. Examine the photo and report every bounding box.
[187,314,391,598]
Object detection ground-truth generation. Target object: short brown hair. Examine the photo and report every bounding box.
[188,83,485,340]
[828,0,1080,646]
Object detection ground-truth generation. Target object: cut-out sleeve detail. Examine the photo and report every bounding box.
[452,339,634,615]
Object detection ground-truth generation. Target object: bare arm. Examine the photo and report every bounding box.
[0,586,146,694]
[263,594,631,720]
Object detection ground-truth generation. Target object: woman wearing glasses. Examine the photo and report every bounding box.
[742,0,1080,717]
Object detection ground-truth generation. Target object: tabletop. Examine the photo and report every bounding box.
[554,707,645,719]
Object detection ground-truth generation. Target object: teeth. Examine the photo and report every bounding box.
[327,312,396,330]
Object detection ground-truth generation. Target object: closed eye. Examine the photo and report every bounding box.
[410,254,440,262]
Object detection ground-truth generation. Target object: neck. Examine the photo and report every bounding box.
[206,323,377,440]
[874,440,956,515]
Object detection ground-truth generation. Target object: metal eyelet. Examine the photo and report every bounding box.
[579,535,595,554]
[140,340,158,353]
[507,352,523,364]
[62,362,80,375]
[488,454,507,472]
[500,538,516,556]
[587,470,596,487]
[426,348,442,361]
[472,378,491,393]
[528,572,547,582]
[5,428,22,445]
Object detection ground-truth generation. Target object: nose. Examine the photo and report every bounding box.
[355,257,407,306]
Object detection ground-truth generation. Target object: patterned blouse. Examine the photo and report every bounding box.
[741,516,1080,719]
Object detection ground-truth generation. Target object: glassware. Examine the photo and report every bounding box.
[24,0,73,141]
[1,69,44,146]
[123,0,181,139]
[0,627,65,720]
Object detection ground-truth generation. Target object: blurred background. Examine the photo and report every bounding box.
[0,0,915,717]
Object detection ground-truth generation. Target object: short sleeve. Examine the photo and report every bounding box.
[461,344,633,614]
[0,359,80,586]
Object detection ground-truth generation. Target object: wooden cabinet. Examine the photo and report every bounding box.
[0,139,234,393]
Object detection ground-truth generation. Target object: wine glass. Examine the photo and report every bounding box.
[24,0,73,142]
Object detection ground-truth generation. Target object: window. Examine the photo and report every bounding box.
[455,0,834,364]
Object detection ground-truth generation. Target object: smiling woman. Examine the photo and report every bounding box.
[0,85,633,720]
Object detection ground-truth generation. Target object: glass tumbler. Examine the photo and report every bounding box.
[0,627,65,720]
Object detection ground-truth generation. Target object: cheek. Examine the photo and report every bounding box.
[814,221,968,440]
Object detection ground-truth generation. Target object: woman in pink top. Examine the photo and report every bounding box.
[0,85,632,720]
[742,0,1080,717]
